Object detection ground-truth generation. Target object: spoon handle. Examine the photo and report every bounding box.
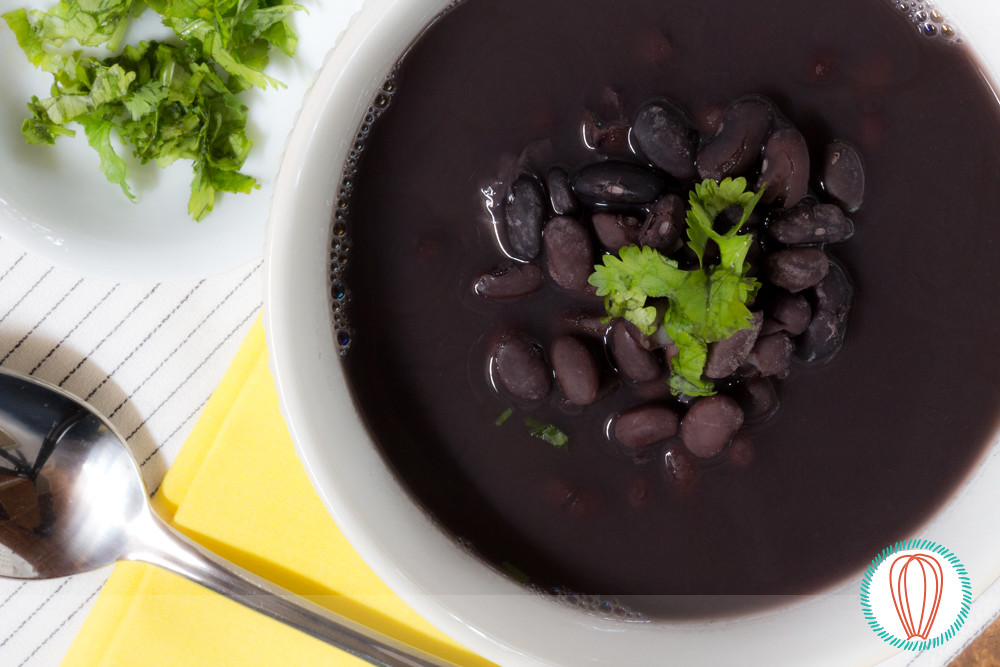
[125,507,459,667]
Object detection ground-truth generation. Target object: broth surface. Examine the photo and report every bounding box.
[338,0,1000,612]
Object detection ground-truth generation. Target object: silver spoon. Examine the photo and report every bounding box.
[0,368,456,667]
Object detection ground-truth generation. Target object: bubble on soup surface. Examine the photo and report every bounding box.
[336,329,351,349]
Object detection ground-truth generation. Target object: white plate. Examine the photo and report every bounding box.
[0,0,363,282]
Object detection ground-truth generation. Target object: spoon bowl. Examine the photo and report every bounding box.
[0,368,452,667]
[0,371,144,579]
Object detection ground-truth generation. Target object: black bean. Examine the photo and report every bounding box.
[613,404,679,450]
[696,97,774,180]
[493,333,551,401]
[598,87,627,117]
[796,310,848,363]
[626,475,652,509]
[745,230,763,275]
[543,478,602,517]
[763,292,811,335]
[819,140,865,212]
[592,212,641,251]
[731,377,779,422]
[797,260,853,363]
[632,100,699,180]
[664,447,698,486]
[473,262,544,300]
[567,489,603,518]
[767,202,854,245]
[764,247,830,292]
[572,161,666,209]
[559,311,611,339]
[633,377,671,401]
[680,395,744,459]
[757,127,810,209]
[543,216,594,291]
[694,104,725,137]
[726,431,755,468]
[811,258,854,316]
[546,167,578,215]
[704,311,763,379]
[638,194,684,251]
[551,335,600,406]
[502,175,546,260]
[543,477,576,509]
[582,111,630,152]
[610,320,662,382]
[747,332,793,377]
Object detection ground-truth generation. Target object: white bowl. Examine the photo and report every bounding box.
[265,1,1000,664]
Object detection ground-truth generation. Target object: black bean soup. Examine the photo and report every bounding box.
[333,0,1000,616]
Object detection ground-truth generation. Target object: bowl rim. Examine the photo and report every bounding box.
[264,0,1000,664]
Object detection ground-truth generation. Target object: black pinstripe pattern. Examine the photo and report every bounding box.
[15,587,100,667]
[0,278,84,366]
[107,264,258,420]
[0,582,25,612]
[0,581,68,649]
[0,253,27,284]
[84,282,203,402]
[58,286,161,388]
[29,284,119,375]
[132,302,260,454]
[147,396,211,498]
[0,268,53,329]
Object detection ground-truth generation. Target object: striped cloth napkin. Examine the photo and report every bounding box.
[59,318,493,666]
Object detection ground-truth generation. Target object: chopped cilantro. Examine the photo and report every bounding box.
[3,0,302,219]
[524,418,569,448]
[495,408,513,426]
[500,561,532,584]
[589,177,764,397]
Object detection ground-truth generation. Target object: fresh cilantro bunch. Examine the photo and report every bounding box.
[589,177,764,397]
[3,0,302,220]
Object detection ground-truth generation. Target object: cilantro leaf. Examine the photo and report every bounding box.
[661,323,715,397]
[685,176,765,268]
[591,244,700,335]
[495,408,513,426]
[524,418,569,448]
[589,178,764,397]
[4,0,141,58]
[82,116,134,200]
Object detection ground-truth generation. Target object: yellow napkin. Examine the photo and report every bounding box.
[62,317,495,667]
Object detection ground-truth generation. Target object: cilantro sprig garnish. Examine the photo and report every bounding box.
[3,0,302,220]
[589,177,764,397]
